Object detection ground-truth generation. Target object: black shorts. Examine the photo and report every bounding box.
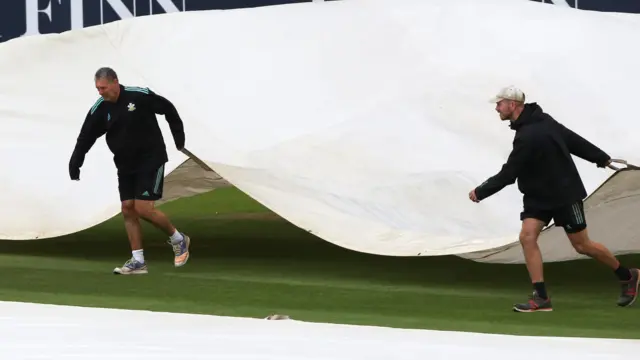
[117,163,165,202]
[520,200,586,234]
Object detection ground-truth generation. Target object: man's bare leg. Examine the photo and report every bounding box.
[519,218,546,285]
[134,199,191,267]
[566,228,639,307]
[513,218,553,312]
[113,200,149,275]
[133,199,176,236]
[566,228,622,270]
[122,200,143,251]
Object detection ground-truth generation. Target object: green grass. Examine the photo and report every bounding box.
[0,187,637,339]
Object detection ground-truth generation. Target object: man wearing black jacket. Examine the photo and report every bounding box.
[469,86,639,312]
[69,67,191,275]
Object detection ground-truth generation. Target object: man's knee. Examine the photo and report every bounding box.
[519,230,539,246]
[519,218,545,246]
[133,200,155,218]
[567,228,591,254]
[121,200,137,218]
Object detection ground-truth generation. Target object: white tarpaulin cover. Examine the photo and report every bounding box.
[0,0,639,263]
[3,301,640,359]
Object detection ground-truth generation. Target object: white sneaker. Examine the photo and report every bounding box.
[113,258,148,275]
[169,233,191,267]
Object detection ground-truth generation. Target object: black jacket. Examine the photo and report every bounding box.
[475,102,610,210]
[69,85,185,176]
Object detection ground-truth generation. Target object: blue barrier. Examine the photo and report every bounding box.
[531,0,640,13]
[0,0,637,44]
[0,0,329,43]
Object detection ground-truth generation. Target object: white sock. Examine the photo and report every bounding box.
[132,249,144,263]
[170,230,184,244]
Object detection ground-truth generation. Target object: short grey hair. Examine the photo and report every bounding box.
[95,67,118,82]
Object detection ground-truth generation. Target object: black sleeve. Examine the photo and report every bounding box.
[475,134,533,201]
[555,122,610,167]
[146,90,185,150]
[69,108,106,170]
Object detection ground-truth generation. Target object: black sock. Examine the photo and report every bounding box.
[533,282,548,299]
[614,265,632,281]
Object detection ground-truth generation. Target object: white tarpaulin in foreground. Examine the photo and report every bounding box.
[0,0,639,263]
[2,301,639,359]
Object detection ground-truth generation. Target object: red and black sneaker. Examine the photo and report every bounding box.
[617,268,640,307]
[513,291,553,312]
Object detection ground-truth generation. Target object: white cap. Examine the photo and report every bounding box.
[489,85,525,103]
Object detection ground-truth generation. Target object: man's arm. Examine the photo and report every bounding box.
[69,108,106,180]
[146,89,185,150]
[555,122,610,167]
[474,134,533,201]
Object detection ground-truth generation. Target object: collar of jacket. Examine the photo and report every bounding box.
[509,102,544,131]
[116,84,126,103]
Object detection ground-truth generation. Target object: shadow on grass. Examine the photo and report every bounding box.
[0,212,637,293]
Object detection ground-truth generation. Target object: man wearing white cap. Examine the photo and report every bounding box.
[468,86,639,312]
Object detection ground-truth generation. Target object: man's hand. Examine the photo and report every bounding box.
[175,134,185,151]
[469,189,479,203]
[69,166,80,181]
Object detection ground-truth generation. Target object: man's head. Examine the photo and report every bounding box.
[490,86,525,121]
[94,67,120,102]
